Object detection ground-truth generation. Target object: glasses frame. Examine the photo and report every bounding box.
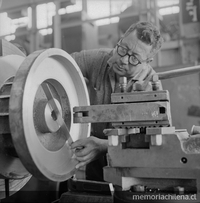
[116,42,148,66]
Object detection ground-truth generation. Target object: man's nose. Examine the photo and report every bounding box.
[120,55,129,64]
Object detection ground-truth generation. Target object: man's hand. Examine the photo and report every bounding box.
[70,137,108,169]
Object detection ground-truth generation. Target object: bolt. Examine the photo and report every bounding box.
[119,77,127,92]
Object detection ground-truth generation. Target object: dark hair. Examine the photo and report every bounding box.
[122,21,163,57]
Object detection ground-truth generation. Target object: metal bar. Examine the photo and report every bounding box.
[41,82,73,143]
[0,0,73,13]
[74,102,171,124]
[5,179,9,198]
[54,0,61,49]
[111,90,169,104]
[158,65,200,80]
[60,11,148,29]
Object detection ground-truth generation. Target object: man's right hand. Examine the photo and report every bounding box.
[70,136,108,169]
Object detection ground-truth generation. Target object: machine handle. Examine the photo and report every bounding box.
[157,65,200,80]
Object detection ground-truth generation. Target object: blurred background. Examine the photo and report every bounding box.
[1,0,200,147]
[1,1,200,202]
[1,0,183,55]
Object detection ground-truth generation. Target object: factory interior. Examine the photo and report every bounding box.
[1,0,200,202]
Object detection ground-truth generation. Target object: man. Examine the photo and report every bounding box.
[70,21,163,182]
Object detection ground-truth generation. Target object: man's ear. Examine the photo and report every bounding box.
[147,58,153,63]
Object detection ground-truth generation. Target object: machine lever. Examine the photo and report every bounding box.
[41,82,73,144]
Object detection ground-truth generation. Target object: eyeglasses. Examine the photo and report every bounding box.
[116,43,146,66]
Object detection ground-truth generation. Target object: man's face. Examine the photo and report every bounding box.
[109,30,153,79]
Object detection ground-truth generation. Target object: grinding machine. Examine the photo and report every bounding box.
[0,39,91,200]
[73,68,200,203]
[1,39,200,202]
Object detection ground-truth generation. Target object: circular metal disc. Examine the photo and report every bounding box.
[9,48,91,182]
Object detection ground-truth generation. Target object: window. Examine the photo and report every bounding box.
[87,0,132,26]
[157,0,179,15]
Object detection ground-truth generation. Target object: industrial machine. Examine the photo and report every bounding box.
[1,39,200,203]
[73,68,200,203]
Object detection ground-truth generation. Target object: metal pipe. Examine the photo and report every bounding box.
[158,65,200,80]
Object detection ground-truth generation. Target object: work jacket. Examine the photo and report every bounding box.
[71,48,156,181]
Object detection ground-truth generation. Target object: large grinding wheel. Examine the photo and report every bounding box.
[9,48,91,182]
[0,40,90,198]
